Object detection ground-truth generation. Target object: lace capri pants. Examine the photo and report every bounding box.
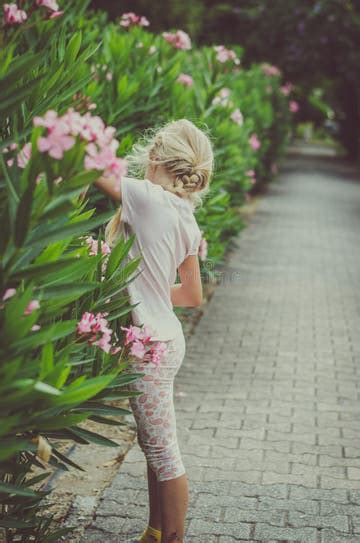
[124,330,186,482]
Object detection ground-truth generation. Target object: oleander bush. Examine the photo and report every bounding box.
[0,1,294,540]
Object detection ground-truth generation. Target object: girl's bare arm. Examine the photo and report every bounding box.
[170,254,203,307]
[94,175,122,203]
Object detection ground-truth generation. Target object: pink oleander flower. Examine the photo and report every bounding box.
[17,142,32,168]
[249,134,261,151]
[93,333,112,353]
[177,73,193,87]
[3,3,27,25]
[121,324,152,346]
[2,288,16,301]
[144,342,167,366]
[121,324,167,365]
[84,143,128,182]
[35,110,75,159]
[34,108,127,184]
[77,311,95,334]
[230,108,244,126]
[120,12,149,28]
[130,340,146,359]
[261,62,281,77]
[34,109,61,130]
[280,82,294,96]
[85,236,111,256]
[162,30,191,50]
[289,100,299,113]
[37,128,75,159]
[77,311,113,353]
[36,0,59,11]
[214,45,240,64]
[24,299,40,315]
[198,236,208,261]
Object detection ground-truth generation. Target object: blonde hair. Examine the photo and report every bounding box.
[105,119,214,247]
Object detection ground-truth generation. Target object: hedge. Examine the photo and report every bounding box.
[0,1,295,540]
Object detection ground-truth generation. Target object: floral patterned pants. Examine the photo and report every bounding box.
[124,331,186,482]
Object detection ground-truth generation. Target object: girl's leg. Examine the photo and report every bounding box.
[126,332,187,541]
[147,462,161,530]
[158,473,189,543]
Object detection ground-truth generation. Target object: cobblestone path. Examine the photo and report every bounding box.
[82,153,360,542]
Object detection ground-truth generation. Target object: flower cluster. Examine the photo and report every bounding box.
[33,108,127,183]
[176,73,193,87]
[230,108,244,126]
[120,12,149,28]
[162,30,192,50]
[249,133,261,151]
[3,1,63,25]
[212,88,232,107]
[121,325,168,366]
[214,45,240,65]
[261,63,281,77]
[280,82,295,96]
[77,311,117,354]
[3,3,27,24]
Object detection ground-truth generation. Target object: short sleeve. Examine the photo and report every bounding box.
[187,227,202,256]
[120,177,159,225]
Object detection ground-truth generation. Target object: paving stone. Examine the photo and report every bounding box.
[81,154,360,541]
[186,518,251,539]
[320,528,360,542]
[254,522,318,542]
[287,510,349,531]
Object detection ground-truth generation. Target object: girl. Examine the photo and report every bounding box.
[94,119,214,543]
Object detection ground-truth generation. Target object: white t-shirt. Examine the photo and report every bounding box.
[119,176,202,341]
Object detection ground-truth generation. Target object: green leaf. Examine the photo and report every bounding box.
[26,210,114,249]
[67,426,119,447]
[53,375,116,406]
[60,169,100,191]
[35,412,90,430]
[36,282,99,300]
[74,403,131,416]
[12,321,77,353]
[105,234,135,279]
[40,343,54,379]
[12,257,81,281]
[0,482,38,497]
[64,32,82,66]
[51,446,85,472]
